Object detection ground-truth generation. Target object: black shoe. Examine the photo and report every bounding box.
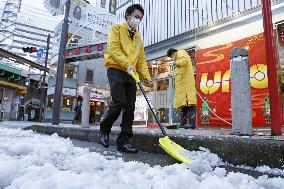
[117,144,138,154]
[100,132,109,148]
[183,124,196,129]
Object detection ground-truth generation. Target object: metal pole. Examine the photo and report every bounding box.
[261,0,282,135]
[39,34,50,122]
[52,0,71,125]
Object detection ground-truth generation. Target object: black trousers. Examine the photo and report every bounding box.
[100,68,137,146]
[181,106,196,125]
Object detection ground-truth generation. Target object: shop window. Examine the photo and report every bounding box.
[86,69,93,83]
[157,79,169,91]
[47,96,54,110]
[64,66,74,79]
[62,96,74,112]
[89,101,105,123]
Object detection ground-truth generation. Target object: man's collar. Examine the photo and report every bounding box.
[122,22,136,32]
[128,26,136,33]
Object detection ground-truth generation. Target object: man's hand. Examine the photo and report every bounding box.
[144,79,153,87]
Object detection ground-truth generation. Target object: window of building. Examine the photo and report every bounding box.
[67,33,79,47]
[86,69,93,83]
[62,96,74,112]
[47,96,54,110]
[64,66,74,79]
[157,79,169,91]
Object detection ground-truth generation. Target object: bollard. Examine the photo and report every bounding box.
[81,87,91,128]
[230,47,252,135]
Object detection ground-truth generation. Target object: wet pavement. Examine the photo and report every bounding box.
[71,139,283,178]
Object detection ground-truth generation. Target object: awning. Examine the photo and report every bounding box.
[0,80,27,94]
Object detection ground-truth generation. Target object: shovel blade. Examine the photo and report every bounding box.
[159,136,192,164]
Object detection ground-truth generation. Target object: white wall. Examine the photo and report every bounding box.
[116,0,265,47]
[146,2,284,60]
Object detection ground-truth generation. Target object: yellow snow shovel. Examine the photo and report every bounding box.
[129,71,192,164]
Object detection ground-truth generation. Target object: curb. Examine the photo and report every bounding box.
[24,125,284,168]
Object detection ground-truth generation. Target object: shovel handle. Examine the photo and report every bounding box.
[138,83,167,137]
[129,70,140,83]
[129,70,167,136]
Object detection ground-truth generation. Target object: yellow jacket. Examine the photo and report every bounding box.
[104,22,151,80]
[173,50,197,108]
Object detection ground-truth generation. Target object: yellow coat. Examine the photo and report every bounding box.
[173,50,197,108]
[104,22,151,80]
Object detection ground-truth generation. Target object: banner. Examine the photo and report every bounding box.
[44,0,115,42]
[196,33,271,127]
[69,0,115,42]
[134,95,148,122]
[77,86,108,102]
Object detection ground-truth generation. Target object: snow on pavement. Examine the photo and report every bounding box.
[0,127,284,189]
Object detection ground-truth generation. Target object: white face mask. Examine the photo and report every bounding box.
[129,16,141,29]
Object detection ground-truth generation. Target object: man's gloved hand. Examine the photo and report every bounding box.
[127,65,135,73]
[144,79,153,87]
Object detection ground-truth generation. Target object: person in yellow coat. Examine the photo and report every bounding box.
[167,48,197,129]
[100,4,152,153]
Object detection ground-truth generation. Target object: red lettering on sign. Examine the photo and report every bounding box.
[84,46,92,53]
[73,48,80,55]
[96,44,103,51]
[65,50,70,56]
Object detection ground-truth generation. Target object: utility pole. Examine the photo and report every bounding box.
[261,0,282,135]
[39,33,51,122]
[52,0,71,125]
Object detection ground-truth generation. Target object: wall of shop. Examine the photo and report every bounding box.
[145,2,284,60]
[0,87,15,120]
[143,3,284,127]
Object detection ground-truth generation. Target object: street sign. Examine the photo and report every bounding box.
[37,48,44,59]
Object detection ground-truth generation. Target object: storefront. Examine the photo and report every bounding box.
[144,5,284,128]
[145,50,196,125]
[76,86,108,124]
[0,64,27,121]
[45,87,77,122]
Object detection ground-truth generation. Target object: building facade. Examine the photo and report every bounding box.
[0,0,60,121]
[47,11,109,122]
[116,0,284,127]
[46,0,115,123]
[0,0,59,63]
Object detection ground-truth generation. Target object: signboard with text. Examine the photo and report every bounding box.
[196,33,271,127]
[64,43,106,63]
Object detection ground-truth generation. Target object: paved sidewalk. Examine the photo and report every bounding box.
[23,123,284,168]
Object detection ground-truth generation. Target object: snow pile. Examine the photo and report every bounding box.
[0,127,284,189]
[184,147,223,175]
[227,164,284,178]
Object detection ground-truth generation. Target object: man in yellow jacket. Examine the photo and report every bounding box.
[100,4,152,153]
[167,48,197,129]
